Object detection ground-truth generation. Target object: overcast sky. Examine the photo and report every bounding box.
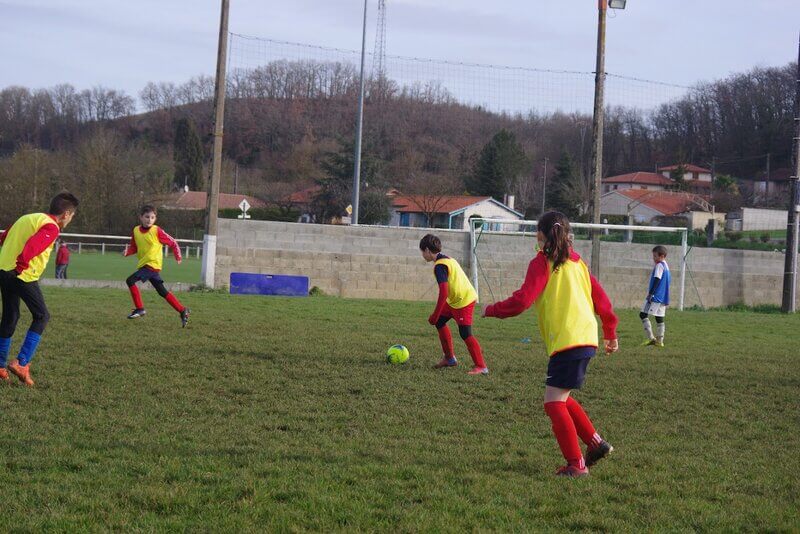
[1,0,798,97]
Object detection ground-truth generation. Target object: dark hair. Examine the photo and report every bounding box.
[419,234,442,253]
[538,211,571,271]
[652,245,668,257]
[48,192,79,216]
[140,205,157,216]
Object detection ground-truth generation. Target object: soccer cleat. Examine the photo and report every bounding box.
[433,356,457,369]
[8,360,34,387]
[127,308,147,319]
[0,368,9,382]
[467,366,489,375]
[586,440,614,467]
[654,339,665,348]
[180,308,191,328]
[555,464,589,478]
[641,338,657,347]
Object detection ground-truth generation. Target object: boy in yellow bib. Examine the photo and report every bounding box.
[482,211,619,477]
[419,234,487,375]
[0,192,79,386]
[123,206,189,327]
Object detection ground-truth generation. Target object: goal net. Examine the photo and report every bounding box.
[468,218,690,311]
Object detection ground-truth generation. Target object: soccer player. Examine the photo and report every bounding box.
[482,211,618,477]
[0,192,79,386]
[123,205,190,327]
[419,234,488,375]
[640,245,670,347]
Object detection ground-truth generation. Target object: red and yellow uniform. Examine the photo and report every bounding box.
[123,225,187,320]
[484,250,617,355]
[429,253,486,372]
[123,224,182,270]
[0,213,60,282]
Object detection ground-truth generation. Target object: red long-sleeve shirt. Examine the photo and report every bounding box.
[484,250,618,340]
[0,215,60,274]
[123,225,182,267]
[56,244,70,265]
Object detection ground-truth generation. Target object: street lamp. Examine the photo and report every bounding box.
[589,0,626,277]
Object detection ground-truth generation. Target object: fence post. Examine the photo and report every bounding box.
[680,229,688,311]
[78,242,82,254]
[101,243,105,255]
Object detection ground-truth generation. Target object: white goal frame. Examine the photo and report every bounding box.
[468,218,689,311]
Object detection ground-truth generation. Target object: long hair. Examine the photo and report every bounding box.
[538,211,571,271]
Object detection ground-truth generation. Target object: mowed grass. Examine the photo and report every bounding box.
[0,288,798,531]
[41,251,201,284]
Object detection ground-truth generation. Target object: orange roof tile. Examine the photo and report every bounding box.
[603,172,674,186]
[161,191,267,210]
[392,195,492,214]
[616,190,706,216]
[658,164,712,174]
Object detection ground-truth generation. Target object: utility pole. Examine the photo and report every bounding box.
[541,156,548,217]
[201,0,230,288]
[589,0,609,277]
[781,34,800,313]
[351,0,368,226]
[765,152,771,200]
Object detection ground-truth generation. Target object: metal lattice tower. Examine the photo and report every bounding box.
[372,0,387,80]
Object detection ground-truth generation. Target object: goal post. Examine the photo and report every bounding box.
[468,218,689,311]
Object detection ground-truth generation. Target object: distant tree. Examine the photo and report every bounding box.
[467,129,529,200]
[548,150,583,218]
[670,164,689,192]
[713,173,739,194]
[313,139,387,224]
[173,117,205,191]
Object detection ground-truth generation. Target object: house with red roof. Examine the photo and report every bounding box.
[602,164,714,196]
[600,189,723,229]
[156,190,267,211]
[389,193,523,230]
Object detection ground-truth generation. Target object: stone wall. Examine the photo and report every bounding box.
[216,219,800,308]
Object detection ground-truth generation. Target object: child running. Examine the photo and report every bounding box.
[0,192,79,386]
[482,211,618,477]
[123,205,190,327]
[640,245,670,347]
[419,234,488,375]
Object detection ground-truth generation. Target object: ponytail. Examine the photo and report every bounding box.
[538,211,571,271]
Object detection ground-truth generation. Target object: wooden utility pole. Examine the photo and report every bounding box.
[201,0,230,288]
[781,35,800,313]
[590,0,608,276]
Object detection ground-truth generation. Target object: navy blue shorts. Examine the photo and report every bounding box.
[128,268,163,284]
[545,347,596,390]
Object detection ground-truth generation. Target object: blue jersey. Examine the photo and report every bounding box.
[648,261,670,305]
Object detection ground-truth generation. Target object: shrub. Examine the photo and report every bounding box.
[726,231,742,242]
[759,232,771,243]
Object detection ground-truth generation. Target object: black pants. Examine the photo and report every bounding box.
[55,265,68,279]
[0,270,50,337]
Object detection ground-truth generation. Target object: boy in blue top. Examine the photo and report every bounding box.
[640,245,670,347]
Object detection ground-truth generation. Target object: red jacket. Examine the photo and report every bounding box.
[56,244,70,265]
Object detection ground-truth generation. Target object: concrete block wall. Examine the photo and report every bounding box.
[216,220,800,308]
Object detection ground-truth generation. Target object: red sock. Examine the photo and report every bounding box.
[437,325,455,358]
[464,336,486,368]
[129,285,143,309]
[164,292,185,313]
[566,397,603,448]
[544,401,585,468]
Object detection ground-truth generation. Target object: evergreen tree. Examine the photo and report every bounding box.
[467,129,528,200]
[670,164,689,192]
[313,139,389,224]
[548,150,582,218]
[173,117,205,191]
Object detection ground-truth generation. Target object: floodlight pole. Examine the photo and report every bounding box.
[201,0,230,288]
[589,0,609,277]
[351,0,369,226]
[781,34,800,313]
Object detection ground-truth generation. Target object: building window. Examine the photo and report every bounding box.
[400,213,410,227]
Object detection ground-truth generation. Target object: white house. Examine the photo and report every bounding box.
[389,194,523,230]
[658,164,713,195]
[602,172,674,194]
[601,189,715,225]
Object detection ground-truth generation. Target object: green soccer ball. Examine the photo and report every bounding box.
[386,344,410,365]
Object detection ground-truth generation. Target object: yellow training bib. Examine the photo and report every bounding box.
[434,257,478,310]
[0,213,57,282]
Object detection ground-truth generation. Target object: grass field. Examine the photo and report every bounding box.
[42,252,202,284]
[1,288,798,531]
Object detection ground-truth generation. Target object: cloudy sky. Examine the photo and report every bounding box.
[1,0,798,96]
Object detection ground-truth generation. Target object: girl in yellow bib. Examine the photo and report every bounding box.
[123,206,189,327]
[482,211,619,477]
